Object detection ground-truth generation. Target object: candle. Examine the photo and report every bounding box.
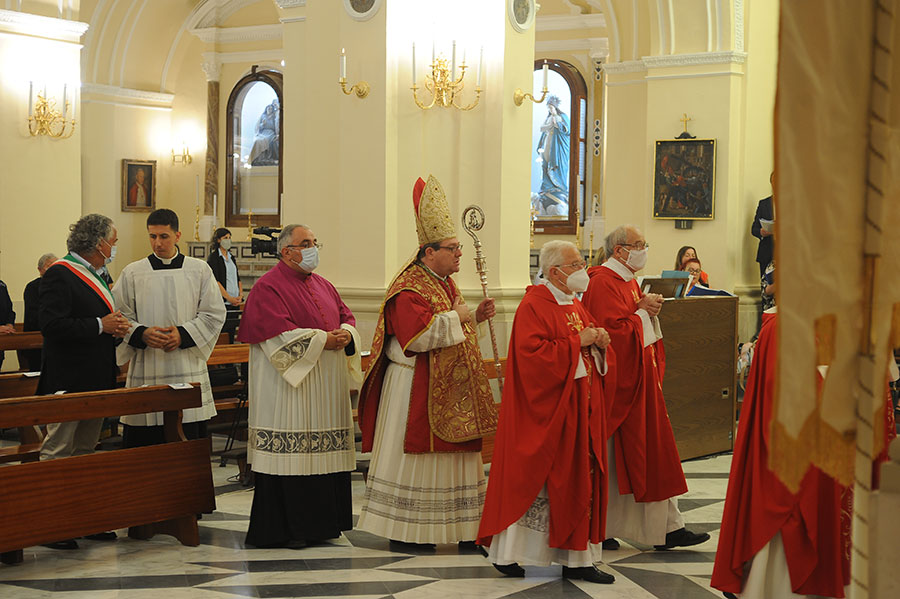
[28,81,32,116]
[340,48,346,80]
[432,40,435,65]
[411,42,416,85]
[476,46,483,87]
[196,174,200,210]
[213,193,217,219]
[542,59,548,89]
[62,84,67,119]
[451,40,456,80]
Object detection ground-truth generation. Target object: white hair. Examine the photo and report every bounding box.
[539,240,579,278]
[604,224,640,258]
[277,224,310,253]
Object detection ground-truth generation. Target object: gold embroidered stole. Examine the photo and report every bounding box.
[369,263,497,443]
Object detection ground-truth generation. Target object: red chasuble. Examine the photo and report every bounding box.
[477,284,613,551]
[711,313,848,597]
[358,263,496,454]
[582,265,687,502]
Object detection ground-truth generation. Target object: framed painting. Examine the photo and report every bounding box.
[653,139,716,220]
[121,159,156,213]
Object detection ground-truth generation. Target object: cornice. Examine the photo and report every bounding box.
[536,13,606,32]
[643,51,747,68]
[274,0,306,8]
[202,49,283,65]
[189,24,282,44]
[0,9,88,43]
[601,60,645,74]
[81,83,174,108]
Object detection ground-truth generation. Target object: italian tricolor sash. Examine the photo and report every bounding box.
[53,256,115,313]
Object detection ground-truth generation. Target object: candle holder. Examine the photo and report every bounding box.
[194,205,200,241]
[28,90,76,138]
[339,77,369,99]
[513,86,549,106]
[412,56,482,111]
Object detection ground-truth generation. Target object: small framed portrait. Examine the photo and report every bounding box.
[121,159,156,213]
[653,139,716,220]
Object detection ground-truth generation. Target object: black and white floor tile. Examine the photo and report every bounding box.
[0,454,732,599]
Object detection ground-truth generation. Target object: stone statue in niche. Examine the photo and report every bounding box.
[535,95,569,217]
[249,99,280,167]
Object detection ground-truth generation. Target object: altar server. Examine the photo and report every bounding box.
[113,209,225,447]
[238,224,361,548]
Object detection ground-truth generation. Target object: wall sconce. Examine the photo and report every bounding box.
[411,41,482,111]
[27,82,76,139]
[514,59,549,106]
[172,142,192,165]
[338,48,370,99]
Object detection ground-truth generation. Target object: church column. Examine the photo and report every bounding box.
[201,58,221,218]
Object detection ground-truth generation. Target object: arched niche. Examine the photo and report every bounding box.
[225,66,283,228]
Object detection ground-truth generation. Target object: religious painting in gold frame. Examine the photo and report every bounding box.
[121,159,157,213]
[652,139,716,220]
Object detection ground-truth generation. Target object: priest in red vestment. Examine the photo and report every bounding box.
[582,224,708,550]
[357,174,498,550]
[713,308,897,598]
[477,240,616,584]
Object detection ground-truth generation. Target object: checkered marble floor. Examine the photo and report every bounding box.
[0,454,732,599]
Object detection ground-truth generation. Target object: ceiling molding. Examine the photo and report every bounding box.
[82,82,174,108]
[642,50,747,68]
[0,8,88,43]
[601,60,645,74]
[535,37,608,57]
[536,13,606,31]
[273,0,306,8]
[189,23,282,44]
[194,0,263,29]
[203,48,283,64]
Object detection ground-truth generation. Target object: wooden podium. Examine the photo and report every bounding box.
[658,296,738,460]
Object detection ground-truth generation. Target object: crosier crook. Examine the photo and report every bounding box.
[461,205,504,392]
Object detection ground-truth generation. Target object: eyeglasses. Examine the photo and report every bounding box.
[621,241,650,250]
[436,244,463,252]
[555,261,586,270]
[286,243,324,250]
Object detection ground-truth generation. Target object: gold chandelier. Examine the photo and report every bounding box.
[411,43,483,111]
[27,84,76,139]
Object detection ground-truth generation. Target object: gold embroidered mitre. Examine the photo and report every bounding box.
[413,175,457,246]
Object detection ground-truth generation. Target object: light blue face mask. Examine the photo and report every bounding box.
[292,246,319,272]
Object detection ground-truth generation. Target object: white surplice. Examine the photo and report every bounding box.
[248,323,361,476]
[357,309,488,544]
[114,253,226,425]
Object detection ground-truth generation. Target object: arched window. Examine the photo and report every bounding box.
[530,59,587,235]
[225,67,283,227]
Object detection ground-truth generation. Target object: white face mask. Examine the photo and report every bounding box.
[291,246,319,272]
[625,248,648,271]
[563,268,590,293]
[100,239,116,266]
[220,238,232,250]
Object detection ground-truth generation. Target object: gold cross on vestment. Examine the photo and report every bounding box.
[680,113,692,134]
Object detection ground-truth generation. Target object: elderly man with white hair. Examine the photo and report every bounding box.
[20,252,58,371]
[582,224,709,552]
[477,240,616,585]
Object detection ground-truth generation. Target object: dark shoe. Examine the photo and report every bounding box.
[493,562,525,577]
[654,527,710,550]
[285,539,307,550]
[42,539,78,550]
[562,565,615,584]
[458,540,487,556]
[723,593,738,599]
[389,539,436,552]
[601,538,620,550]
[83,531,117,541]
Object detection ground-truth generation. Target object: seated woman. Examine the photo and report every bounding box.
[675,245,709,286]
[683,258,707,294]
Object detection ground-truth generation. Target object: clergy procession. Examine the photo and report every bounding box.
[2,2,900,599]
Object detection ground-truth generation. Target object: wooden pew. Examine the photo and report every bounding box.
[0,373,43,463]
[0,331,42,352]
[0,384,215,565]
